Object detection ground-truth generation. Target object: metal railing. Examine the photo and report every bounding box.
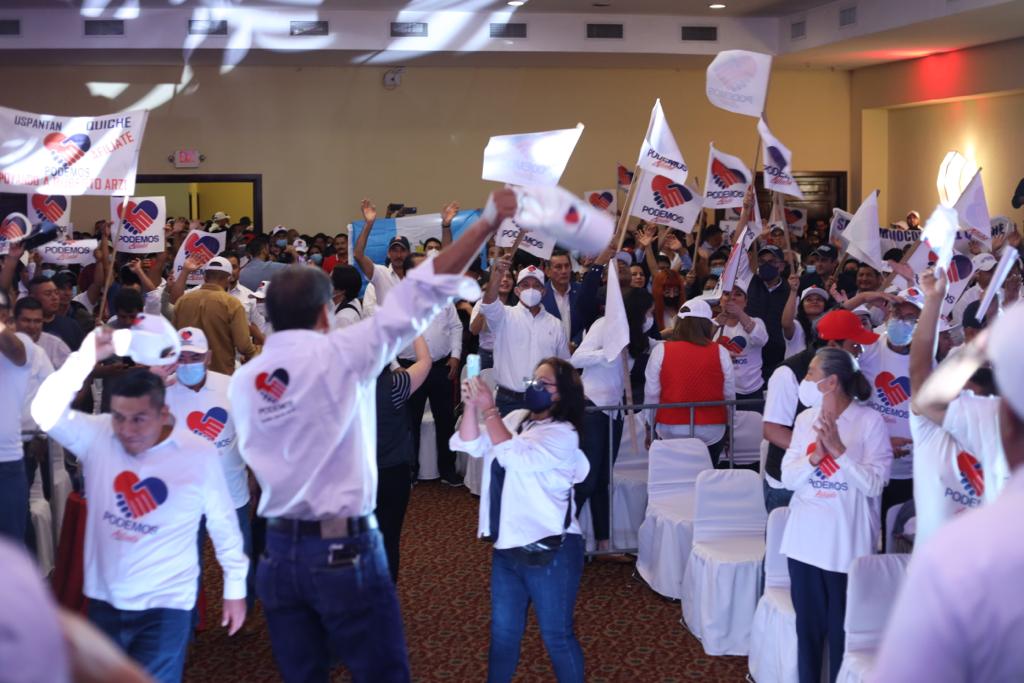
[581,398,765,557]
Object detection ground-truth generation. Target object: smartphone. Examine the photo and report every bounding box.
[466,353,481,379]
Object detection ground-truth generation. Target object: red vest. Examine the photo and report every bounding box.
[656,341,727,426]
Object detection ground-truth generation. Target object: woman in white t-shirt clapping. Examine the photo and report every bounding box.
[780,347,893,683]
[714,279,769,411]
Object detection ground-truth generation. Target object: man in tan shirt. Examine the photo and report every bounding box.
[173,257,257,374]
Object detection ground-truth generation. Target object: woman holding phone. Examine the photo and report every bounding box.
[451,357,590,683]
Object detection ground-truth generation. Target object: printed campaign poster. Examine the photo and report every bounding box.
[172,230,227,286]
[584,189,617,215]
[37,239,98,266]
[110,196,166,254]
[28,193,71,227]
[0,106,147,195]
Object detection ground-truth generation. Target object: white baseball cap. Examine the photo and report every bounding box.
[212,211,230,222]
[250,280,269,300]
[896,287,926,310]
[989,300,1024,419]
[271,225,288,236]
[801,286,829,302]
[178,327,209,354]
[112,313,181,366]
[677,299,713,320]
[204,256,232,274]
[292,238,308,254]
[972,253,998,272]
[516,265,545,286]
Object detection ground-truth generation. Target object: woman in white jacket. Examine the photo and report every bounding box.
[780,347,893,683]
[451,357,590,683]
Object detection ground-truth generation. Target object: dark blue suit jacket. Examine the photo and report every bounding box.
[541,266,603,346]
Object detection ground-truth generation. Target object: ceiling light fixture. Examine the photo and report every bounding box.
[709,3,727,8]
[507,1,526,6]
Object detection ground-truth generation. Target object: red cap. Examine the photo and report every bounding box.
[816,309,879,345]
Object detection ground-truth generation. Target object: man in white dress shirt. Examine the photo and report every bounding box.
[14,296,70,369]
[0,292,30,546]
[353,199,408,316]
[481,257,569,416]
[229,189,517,682]
[874,300,1024,682]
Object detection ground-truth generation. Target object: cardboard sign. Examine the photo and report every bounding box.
[37,238,97,266]
[172,230,227,286]
[111,196,166,254]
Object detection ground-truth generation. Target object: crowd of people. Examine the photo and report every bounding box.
[1,183,1023,683]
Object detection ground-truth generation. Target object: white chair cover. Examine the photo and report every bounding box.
[28,474,54,575]
[836,553,911,683]
[577,459,650,551]
[748,507,797,683]
[635,439,712,599]
[759,438,770,484]
[682,469,767,655]
[884,500,909,553]
[615,412,649,469]
[731,411,764,466]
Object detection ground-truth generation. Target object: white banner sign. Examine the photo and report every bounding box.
[110,196,166,254]
[28,193,71,227]
[0,106,147,196]
[37,239,97,266]
[758,118,804,199]
[703,143,752,210]
[494,217,556,260]
[636,99,688,185]
[879,225,922,256]
[172,230,227,286]
[628,170,703,233]
[584,188,617,216]
[482,124,584,187]
[0,212,29,256]
[828,208,853,249]
[706,50,773,118]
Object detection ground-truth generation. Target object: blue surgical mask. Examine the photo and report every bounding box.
[524,380,554,412]
[710,265,724,277]
[886,319,916,347]
[805,265,817,274]
[176,362,206,386]
[310,253,323,265]
[275,238,287,248]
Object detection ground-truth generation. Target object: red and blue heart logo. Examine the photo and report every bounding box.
[957,451,984,498]
[711,158,748,189]
[588,191,614,210]
[785,208,804,225]
[184,232,220,264]
[565,206,580,224]
[715,53,758,93]
[718,335,747,355]
[874,371,910,407]
[31,195,68,223]
[44,132,91,168]
[767,145,787,170]
[651,175,693,209]
[617,165,633,187]
[113,471,168,519]
[117,200,160,235]
[187,407,228,441]
[256,368,290,402]
[946,254,973,284]
[0,213,29,241]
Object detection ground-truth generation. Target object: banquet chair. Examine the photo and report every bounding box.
[748,506,796,683]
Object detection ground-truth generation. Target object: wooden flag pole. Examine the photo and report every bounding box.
[880,239,923,290]
[98,195,129,323]
[614,166,642,252]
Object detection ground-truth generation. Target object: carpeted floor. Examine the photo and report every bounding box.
[184,481,748,682]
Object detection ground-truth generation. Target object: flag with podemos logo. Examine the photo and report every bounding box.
[36,239,98,266]
[703,144,752,210]
[110,196,166,254]
[757,118,804,199]
[636,99,688,185]
[172,229,228,287]
[616,164,634,192]
[0,212,29,255]
[482,124,584,187]
[953,170,991,249]
[584,189,617,215]
[628,171,702,233]
[706,50,773,118]
[0,105,148,196]
[720,224,757,293]
[28,193,71,227]
[785,207,808,237]
[829,208,853,249]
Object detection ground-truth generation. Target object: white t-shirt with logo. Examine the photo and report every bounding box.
[715,317,769,395]
[863,339,913,479]
[166,371,250,509]
[941,391,1011,504]
[780,401,893,573]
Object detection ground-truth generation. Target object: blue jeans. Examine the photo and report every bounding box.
[87,599,192,683]
[489,534,585,683]
[257,526,410,683]
[764,479,794,514]
[0,458,28,546]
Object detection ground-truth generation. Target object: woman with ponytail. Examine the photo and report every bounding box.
[779,347,893,683]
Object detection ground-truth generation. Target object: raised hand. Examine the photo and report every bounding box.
[887,259,915,282]
[918,267,947,301]
[361,198,377,223]
[788,271,801,290]
[663,232,682,253]
[635,224,655,249]
[441,201,459,226]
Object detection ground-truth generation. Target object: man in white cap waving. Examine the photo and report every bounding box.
[481,257,569,415]
[30,314,248,683]
[874,299,1024,681]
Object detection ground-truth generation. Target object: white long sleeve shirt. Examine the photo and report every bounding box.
[470,300,495,352]
[872,466,1024,683]
[30,346,248,610]
[714,317,769,394]
[0,332,31,462]
[480,299,569,392]
[449,410,589,549]
[229,258,474,520]
[643,340,735,445]
[166,371,250,509]
[361,264,401,317]
[780,401,893,573]
[399,302,461,362]
[570,316,632,414]
[19,334,53,438]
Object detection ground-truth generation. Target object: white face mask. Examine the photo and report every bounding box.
[798,378,825,408]
[519,288,542,307]
[643,314,654,332]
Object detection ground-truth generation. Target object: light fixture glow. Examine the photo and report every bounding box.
[709,3,727,8]
[507,1,526,6]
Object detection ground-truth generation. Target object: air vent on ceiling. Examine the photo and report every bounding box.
[391,21,428,37]
[586,23,623,39]
[681,26,717,42]
[839,5,857,27]
[490,22,527,39]
[188,19,228,36]
[84,19,124,36]
[0,19,20,36]
[790,19,806,40]
[290,20,328,36]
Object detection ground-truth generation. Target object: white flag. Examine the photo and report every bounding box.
[953,170,991,247]
[829,208,853,249]
[628,170,703,233]
[583,188,617,216]
[172,230,228,287]
[921,205,959,272]
[636,99,688,185]
[703,144,752,210]
[602,260,630,363]
[28,193,72,227]
[482,124,584,187]
[757,118,804,199]
[976,247,1020,324]
[720,224,757,293]
[784,206,808,237]
[706,50,772,118]
[36,239,98,267]
[110,196,166,254]
[845,191,885,273]
[494,217,556,260]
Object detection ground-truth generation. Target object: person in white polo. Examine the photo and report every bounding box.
[480,256,569,415]
[30,314,248,683]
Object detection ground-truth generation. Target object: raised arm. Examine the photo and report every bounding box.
[405,336,432,393]
[910,268,949,420]
[168,253,204,304]
[440,201,459,248]
[482,254,511,306]
[0,318,26,366]
[782,271,800,339]
[352,199,377,280]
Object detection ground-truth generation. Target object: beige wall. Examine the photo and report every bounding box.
[0,63,850,234]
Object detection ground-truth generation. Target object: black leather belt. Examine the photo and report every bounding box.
[266,514,378,539]
[497,386,525,401]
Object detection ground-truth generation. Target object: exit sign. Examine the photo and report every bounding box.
[174,149,201,168]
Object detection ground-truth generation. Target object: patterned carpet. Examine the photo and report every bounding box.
[184,481,748,682]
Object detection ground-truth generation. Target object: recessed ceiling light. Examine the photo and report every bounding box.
[507,1,526,6]
[709,3,727,8]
